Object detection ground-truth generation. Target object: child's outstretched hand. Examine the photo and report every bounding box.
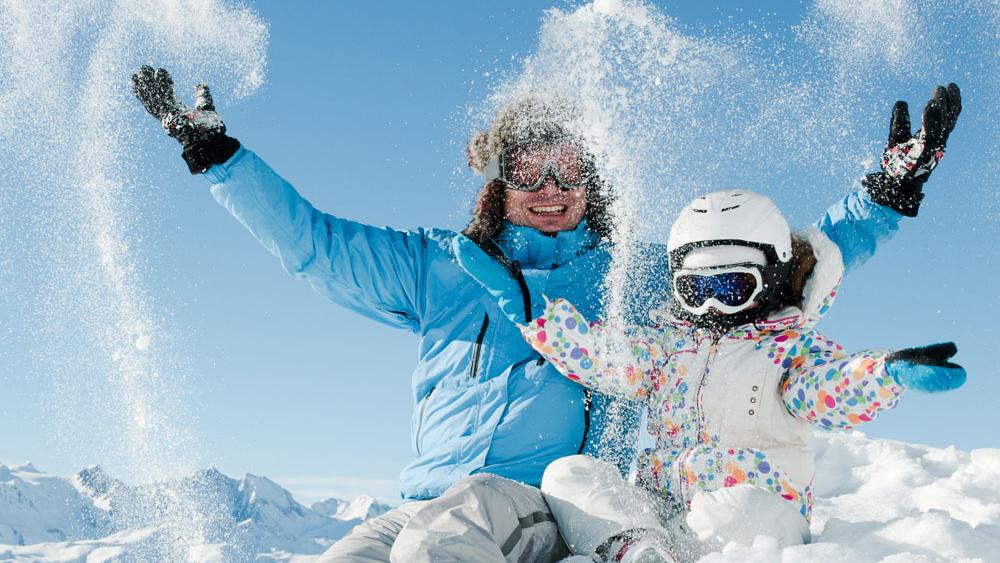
[886,342,966,393]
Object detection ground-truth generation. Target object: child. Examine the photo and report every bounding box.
[457,190,966,563]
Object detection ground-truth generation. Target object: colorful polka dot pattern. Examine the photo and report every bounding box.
[524,297,903,522]
[637,446,813,520]
[520,298,670,400]
[781,350,902,430]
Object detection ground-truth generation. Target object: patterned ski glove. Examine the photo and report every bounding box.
[886,342,966,393]
[452,234,528,324]
[864,83,962,217]
[130,65,240,174]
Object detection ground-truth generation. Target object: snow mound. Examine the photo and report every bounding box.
[3,432,1000,561]
[701,432,1000,562]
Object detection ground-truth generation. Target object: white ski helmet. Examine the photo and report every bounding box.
[667,190,794,327]
[668,190,792,269]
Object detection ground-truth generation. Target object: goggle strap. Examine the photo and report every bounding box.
[482,154,501,183]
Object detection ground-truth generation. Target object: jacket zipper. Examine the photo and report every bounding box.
[415,386,435,455]
[576,389,592,454]
[470,312,490,379]
[675,446,696,508]
[509,260,532,323]
[694,335,721,445]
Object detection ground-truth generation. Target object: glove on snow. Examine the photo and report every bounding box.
[864,83,962,217]
[452,234,530,324]
[130,65,240,174]
[886,342,966,393]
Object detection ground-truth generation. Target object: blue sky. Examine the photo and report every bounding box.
[2,1,998,505]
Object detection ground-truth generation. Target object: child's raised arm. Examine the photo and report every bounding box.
[780,333,965,430]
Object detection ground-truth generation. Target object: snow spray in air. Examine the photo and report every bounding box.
[476,0,1000,513]
[0,0,266,558]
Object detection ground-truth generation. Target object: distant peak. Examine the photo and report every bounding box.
[15,461,39,473]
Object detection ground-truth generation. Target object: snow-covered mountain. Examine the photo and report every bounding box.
[3,431,1000,561]
[0,462,391,561]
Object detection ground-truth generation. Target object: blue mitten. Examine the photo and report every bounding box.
[452,235,526,324]
[886,342,967,393]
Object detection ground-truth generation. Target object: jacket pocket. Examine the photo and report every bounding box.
[469,312,490,379]
[414,386,435,455]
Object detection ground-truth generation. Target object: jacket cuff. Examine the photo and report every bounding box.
[862,172,923,217]
[182,135,241,175]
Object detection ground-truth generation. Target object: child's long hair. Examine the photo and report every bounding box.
[784,234,818,309]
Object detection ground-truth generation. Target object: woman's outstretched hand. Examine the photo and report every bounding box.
[130,65,239,174]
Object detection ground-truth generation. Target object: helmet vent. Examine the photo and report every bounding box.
[721,205,741,212]
[691,208,708,213]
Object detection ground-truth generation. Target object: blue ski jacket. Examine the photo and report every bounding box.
[205,146,902,500]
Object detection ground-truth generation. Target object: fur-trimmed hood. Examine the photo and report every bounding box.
[462,96,614,243]
[754,225,844,331]
[466,96,584,174]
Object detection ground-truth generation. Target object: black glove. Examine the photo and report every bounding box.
[863,83,962,217]
[130,65,240,174]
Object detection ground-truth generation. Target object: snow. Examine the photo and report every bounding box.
[0,462,390,560]
[3,431,999,561]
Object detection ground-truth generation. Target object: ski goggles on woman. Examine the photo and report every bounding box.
[483,143,596,192]
[672,265,764,315]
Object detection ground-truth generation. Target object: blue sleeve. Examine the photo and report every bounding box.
[814,189,904,272]
[204,146,427,331]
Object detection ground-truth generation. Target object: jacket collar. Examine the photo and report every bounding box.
[493,220,599,269]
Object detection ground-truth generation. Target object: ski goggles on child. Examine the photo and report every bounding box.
[672,265,764,315]
[483,143,596,192]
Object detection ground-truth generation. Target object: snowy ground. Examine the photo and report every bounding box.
[703,432,1000,562]
[2,431,999,562]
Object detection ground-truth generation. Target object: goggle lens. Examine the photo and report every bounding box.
[675,271,759,308]
[503,144,589,191]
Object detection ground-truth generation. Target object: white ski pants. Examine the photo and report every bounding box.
[541,455,810,557]
[318,473,568,562]
[541,454,667,556]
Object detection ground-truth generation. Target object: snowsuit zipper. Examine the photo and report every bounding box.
[470,312,490,379]
[694,335,721,445]
[674,336,721,508]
